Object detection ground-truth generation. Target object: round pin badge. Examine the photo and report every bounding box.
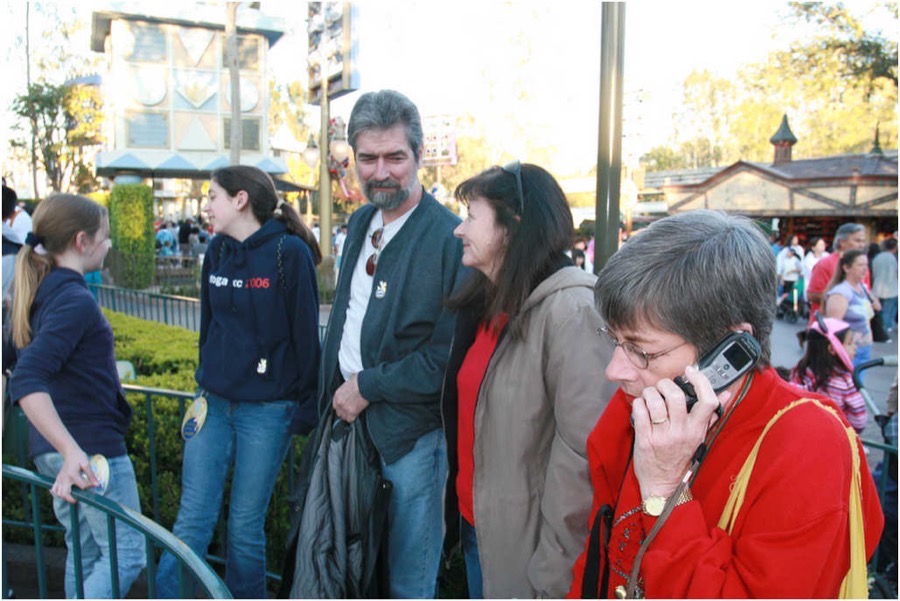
[181,395,208,440]
[90,454,110,495]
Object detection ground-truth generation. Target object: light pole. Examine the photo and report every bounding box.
[306,1,358,259]
[303,116,350,258]
[318,80,332,258]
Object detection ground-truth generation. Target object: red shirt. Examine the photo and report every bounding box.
[456,315,507,525]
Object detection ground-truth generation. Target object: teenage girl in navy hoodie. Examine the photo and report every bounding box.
[9,194,146,597]
[156,165,322,598]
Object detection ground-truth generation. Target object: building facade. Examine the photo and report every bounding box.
[90,3,295,219]
[644,116,898,242]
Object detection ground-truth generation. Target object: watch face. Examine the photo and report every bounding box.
[643,495,667,517]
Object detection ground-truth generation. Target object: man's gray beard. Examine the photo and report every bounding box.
[365,184,409,211]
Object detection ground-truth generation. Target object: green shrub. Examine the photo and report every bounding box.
[108,184,155,289]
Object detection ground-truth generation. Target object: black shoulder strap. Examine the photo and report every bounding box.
[581,504,613,599]
[277,233,286,290]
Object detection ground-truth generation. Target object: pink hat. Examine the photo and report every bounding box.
[809,314,854,372]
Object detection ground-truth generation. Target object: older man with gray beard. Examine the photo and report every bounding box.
[316,90,464,598]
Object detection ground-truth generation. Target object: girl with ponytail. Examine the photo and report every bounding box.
[8,194,146,597]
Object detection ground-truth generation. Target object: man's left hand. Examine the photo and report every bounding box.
[333,374,370,423]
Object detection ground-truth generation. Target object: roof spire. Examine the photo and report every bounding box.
[770,114,797,165]
[870,122,884,156]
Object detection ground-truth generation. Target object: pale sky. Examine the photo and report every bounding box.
[2,0,894,181]
[267,0,822,173]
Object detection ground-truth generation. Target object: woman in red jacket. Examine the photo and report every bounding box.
[568,210,883,599]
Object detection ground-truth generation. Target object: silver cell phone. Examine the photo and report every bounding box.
[675,332,761,414]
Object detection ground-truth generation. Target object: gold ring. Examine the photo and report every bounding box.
[651,417,668,425]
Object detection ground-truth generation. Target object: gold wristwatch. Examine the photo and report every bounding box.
[641,488,693,517]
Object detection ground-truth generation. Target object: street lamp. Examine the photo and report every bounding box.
[302,118,350,242]
[329,116,350,162]
[303,134,320,169]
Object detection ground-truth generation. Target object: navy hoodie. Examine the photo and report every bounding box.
[9,268,132,459]
[196,219,320,434]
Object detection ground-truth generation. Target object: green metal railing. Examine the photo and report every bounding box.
[2,464,232,599]
[3,385,300,594]
[91,284,202,331]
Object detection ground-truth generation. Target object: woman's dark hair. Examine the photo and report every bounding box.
[793,326,853,389]
[448,163,573,338]
[572,247,586,269]
[826,248,866,291]
[211,165,322,264]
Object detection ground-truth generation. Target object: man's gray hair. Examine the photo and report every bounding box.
[347,90,424,159]
[595,210,776,366]
[833,222,865,252]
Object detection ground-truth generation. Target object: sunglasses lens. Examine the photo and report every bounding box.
[366,253,376,276]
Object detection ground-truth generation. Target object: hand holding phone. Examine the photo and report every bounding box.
[675,332,761,416]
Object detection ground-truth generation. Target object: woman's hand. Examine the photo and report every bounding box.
[52,449,99,504]
[631,365,732,499]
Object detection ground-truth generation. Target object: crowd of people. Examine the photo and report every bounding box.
[2,90,895,599]
[155,217,211,259]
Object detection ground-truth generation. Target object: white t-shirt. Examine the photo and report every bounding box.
[338,205,416,381]
[4,207,32,244]
[334,231,347,257]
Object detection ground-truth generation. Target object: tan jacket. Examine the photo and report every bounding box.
[471,267,616,598]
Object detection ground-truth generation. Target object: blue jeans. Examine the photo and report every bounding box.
[379,426,448,598]
[880,296,898,333]
[461,518,484,599]
[155,394,294,598]
[34,453,146,598]
[853,343,873,386]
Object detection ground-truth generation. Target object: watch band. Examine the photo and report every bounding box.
[641,487,693,517]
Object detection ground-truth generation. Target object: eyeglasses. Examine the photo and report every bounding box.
[596,325,688,369]
[500,160,525,214]
[365,227,384,276]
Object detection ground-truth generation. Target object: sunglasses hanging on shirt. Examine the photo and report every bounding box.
[366,227,384,276]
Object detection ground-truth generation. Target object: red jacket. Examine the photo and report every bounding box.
[569,367,884,598]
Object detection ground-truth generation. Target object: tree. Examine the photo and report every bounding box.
[641,2,897,171]
[269,80,316,187]
[672,70,736,167]
[788,1,898,92]
[8,2,101,196]
[639,146,688,171]
[12,82,70,194]
[10,82,103,194]
[65,83,104,193]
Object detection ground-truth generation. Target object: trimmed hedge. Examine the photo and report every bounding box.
[108,184,155,289]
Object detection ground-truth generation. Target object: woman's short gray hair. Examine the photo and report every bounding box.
[347,89,424,158]
[595,210,776,366]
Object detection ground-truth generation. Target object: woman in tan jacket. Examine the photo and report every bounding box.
[441,162,617,598]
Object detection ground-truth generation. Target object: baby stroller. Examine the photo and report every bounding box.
[776,286,808,323]
[855,357,899,599]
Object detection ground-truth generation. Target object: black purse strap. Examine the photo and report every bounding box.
[581,504,613,599]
